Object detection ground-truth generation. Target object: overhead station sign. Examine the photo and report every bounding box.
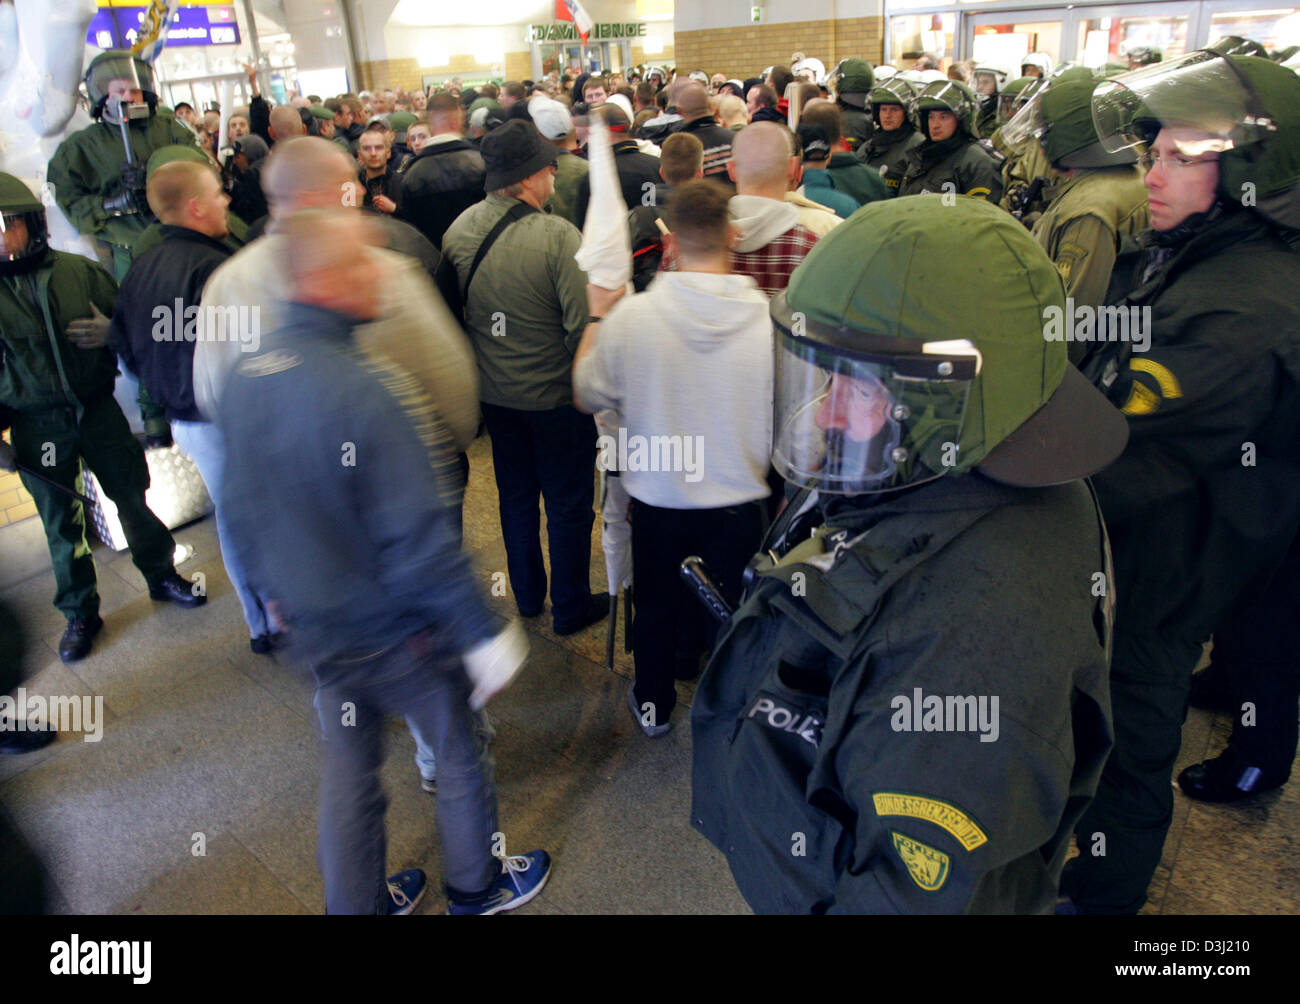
[88,4,240,49]
[527,22,649,43]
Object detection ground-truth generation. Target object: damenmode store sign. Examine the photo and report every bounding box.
[526,22,649,42]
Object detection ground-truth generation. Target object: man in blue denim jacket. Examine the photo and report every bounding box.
[217,208,551,916]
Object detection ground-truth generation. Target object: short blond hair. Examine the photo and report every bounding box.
[146,160,219,222]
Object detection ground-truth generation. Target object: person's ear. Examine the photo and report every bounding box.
[726,161,737,183]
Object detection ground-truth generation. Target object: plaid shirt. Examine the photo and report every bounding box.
[659,224,820,297]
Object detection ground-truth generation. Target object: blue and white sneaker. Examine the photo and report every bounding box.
[386,869,427,915]
[447,851,552,915]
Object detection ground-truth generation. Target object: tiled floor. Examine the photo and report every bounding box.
[1,437,1296,914]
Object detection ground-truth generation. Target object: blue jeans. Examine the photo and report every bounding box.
[171,419,269,637]
[312,630,500,913]
[480,403,596,625]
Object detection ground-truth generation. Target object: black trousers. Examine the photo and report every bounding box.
[1207,531,1300,776]
[630,497,765,725]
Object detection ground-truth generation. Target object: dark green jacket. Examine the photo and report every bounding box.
[0,252,120,413]
[1082,208,1300,639]
[825,152,889,206]
[857,127,924,197]
[47,115,197,250]
[692,474,1113,914]
[898,135,1004,203]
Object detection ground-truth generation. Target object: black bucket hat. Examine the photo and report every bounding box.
[481,119,558,190]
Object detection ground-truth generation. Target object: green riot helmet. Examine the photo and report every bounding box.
[1208,36,1269,59]
[999,66,1097,148]
[85,51,157,123]
[997,77,1033,124]
[1038,75,1138,168]
[0,173,50,276]
[1092,50,1300,227]
[833,58,876,109]
[913,79,979,140]
[868,76,919,129]
[774,195,1127,495]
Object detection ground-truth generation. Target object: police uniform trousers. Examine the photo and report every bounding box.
[1062,629,1202,914]
[10,393,177,619]
[1205,531,1300,780]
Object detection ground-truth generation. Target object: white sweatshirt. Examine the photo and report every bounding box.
[574,270,774,509]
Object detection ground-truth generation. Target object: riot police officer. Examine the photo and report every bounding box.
[855,76,923,195]
[1026,74,1149,347]
[1064,50,1300,914]
[47,51,197,279]
[829,58,875,153]
[897,80,1003,201]
[971,63,1010,138]
[691,195,1129,914]
[0,173,205,664]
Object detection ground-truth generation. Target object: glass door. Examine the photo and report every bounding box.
[966,8,1065,76]
[1068,3,1196,68]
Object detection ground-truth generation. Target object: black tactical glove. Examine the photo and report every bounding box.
[103,163,148,216]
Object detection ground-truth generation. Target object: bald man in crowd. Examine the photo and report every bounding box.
[674,82,736,182]
[230,103,308,225]
[194,136,479,793]
[215,207,547,914]
[108,160,274,652]
[660,121,820,296]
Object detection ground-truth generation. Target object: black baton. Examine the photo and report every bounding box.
[16,463,96,507]
[680,556,734,624]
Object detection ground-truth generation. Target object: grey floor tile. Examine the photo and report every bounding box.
[1,660,315,913]
[113,832,313,915]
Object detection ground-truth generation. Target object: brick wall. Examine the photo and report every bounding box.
[673,17,883,80]
[360,53,536,92]
[0,434,36,527]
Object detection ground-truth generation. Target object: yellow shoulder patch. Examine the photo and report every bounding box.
[1129,358,1183,398]
[966,186,992,201]
[891,831,951,892]
[1121,358,1182,415]
[872,792,988,851]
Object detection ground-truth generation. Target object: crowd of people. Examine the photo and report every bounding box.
[2,35,1299,915]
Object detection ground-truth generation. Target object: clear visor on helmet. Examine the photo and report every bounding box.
[1,208,47,262]
[997,90,1021,124]
[998,86,1049,147]
[88,55,156,102]
[1091,49,1275,155]
[772,321,981,495]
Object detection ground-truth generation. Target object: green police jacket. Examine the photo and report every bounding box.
[999,134,1052,219]
[691,474,1114,914]
[1082,207,1300,639]
[897,135,1004,203]
[1032,166,1150,319]
[0,252,120,413]
[857,127,924,197]
[47,114,197,250]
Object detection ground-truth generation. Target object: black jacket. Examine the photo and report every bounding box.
[692,474,1113,913]
[398,138,487,248]
[360,162,402,212]
[575,138,662,229]
[108,225,232,422]
[1082,208,1300,639]
[678,115,736,181]
[228,157,268,229]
